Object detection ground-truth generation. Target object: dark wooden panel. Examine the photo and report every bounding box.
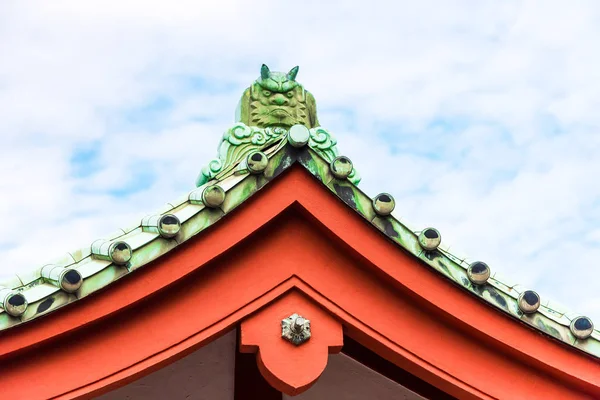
[342,336,456,400]
[234,328,282,400]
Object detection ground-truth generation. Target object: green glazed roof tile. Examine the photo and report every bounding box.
[487,275,517,297]
[220,175,259,214]
[21,282,60,304]
[488,271,519,293]
[69,246,93,264]
[122,230,159,251]
[218,170,252,192]
[78,265,127,298]
[22,291,74,322]
[543,299,571,316]
[539,306,570,326]
[178,207,224,243]
[371,216,422,258]
[171,203,205,224]
[188,185,209,205]
[128,238,179,272]
[394,215,420,234]
[16,270,44,288]
[0,90,598,361]
[120,221,144,236]
[297,149,336,186]
[326,179,377,221]
[76,259,113,279]
[0,313,20,329]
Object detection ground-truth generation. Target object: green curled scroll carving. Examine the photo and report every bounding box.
[308,127,360,184]
[196,124,287,186]
[196,65,360,187]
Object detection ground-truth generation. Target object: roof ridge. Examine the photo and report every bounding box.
[0,125,598,361]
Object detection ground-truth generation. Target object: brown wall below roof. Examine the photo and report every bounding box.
[96,328,426,400]
[96,330,236,400]
[286,353,427,400]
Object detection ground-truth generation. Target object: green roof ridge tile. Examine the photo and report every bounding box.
[0,65,598,362]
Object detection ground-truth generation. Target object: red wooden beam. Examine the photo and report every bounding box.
[0,166,598,399]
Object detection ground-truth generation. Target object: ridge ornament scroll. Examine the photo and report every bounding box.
[196,65,360,186]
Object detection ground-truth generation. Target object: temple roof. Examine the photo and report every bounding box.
[1,66,599,362]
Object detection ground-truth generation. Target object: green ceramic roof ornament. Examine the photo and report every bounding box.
[235,64,319,129]
[196,64,360,187]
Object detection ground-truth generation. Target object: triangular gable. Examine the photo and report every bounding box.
[1,66,599,399]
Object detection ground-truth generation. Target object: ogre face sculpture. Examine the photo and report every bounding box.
[236,64,319,129]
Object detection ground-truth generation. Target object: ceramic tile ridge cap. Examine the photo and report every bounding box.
[0,150,263,323]
[286,144,600,348]
[361,187,591,331]
[296,147,600,353]
[0,140,598,360]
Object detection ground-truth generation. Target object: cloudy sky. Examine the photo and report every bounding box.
[1,1,599,324]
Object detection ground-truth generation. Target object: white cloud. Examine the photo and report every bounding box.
[1,0,600,326]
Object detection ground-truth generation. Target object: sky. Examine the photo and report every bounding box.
[0,1,599,325]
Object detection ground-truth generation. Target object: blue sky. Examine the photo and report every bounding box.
[1,0,599,324]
